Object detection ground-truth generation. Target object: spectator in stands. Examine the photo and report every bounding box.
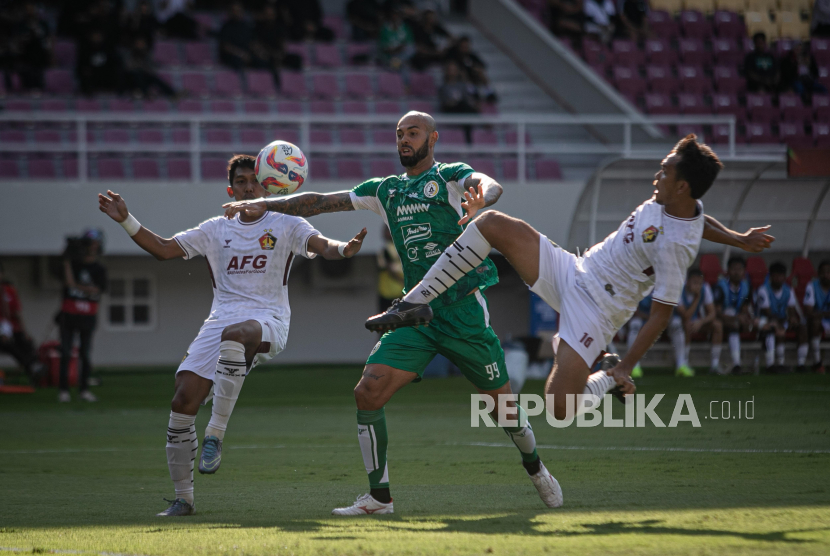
[583,0,617,45]
[546,0,585,45]
[676,268,724,375]
[76,29,124,96]
[0,260,42,385]
[13,2,52,91]
[471,65,498,103]
[803,260,830,374]
[618,0,649,42]
[347,0,382,41]
[411,9,452,70]
[812,0,830,37]
[757,262,809,373]
[154,0,199,40]
[377,8,415,71]
[744,32,779,94]
[218,3,254,71]
[780,42,827,104]
[446,36,486,82]
[714,256,754,374]
[123,37,177,98]
[58,229,107,403]
[626,295,652,378]
[281,0,334,42]
[440,60,479,114]
[123,1,158,49]
[250,4,302,87]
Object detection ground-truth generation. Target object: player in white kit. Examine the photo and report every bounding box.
[98,155,367,517]
[368,136,774,503]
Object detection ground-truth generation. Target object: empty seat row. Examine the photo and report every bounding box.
[639,92,830,122]
[656,120,830,146]
[649,0,812,15]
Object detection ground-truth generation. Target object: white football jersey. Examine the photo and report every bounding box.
[174,213,320,324]
[576,198,705,329]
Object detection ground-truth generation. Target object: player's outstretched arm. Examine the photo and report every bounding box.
[98,190,185,261]
[223,191,355,219]
[307,228,368,260]
[702,215,774,253]
[608,301,674,390]
[458,173,503,225]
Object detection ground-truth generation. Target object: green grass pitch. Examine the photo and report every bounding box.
[1,367,829,555]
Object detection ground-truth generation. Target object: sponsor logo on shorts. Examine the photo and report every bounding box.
[642,225,659,243]
[401,223,432,246]
[424,242,441,257]
[370,341,381,356]
[424,180,439,198]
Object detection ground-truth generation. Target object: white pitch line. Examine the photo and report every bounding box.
[456,442,830,455]
[0,444,354,455]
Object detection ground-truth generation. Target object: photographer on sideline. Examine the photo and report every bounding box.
[58,229,107,403]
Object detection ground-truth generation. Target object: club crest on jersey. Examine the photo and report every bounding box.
[424,181,439,198]
[259,231,277,250]
[642,226,659,243]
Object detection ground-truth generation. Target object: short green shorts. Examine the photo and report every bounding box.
[366,291,508,391]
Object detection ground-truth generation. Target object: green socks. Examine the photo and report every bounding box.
[357,408,389,489]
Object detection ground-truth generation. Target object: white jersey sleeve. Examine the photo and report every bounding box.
[651,239,693,306]
[284,216,321,259]
[174,216,222,260]
[702,283,714,306]
[804,282,815,307]
[757,286,770,309]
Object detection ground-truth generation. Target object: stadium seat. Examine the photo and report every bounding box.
[677,65,709,93]
[27,158,56,178]
[133,158,160,179]
[466,158,498,179]
[715,0,746,13]
[247,70,278,97]
[42,100,69,112]
[369,159,398,177]
[812,39,830,64]
[410,72,437,98]
[102,129,130,143]
[699,254,723,284]
[535,158,563,179]
[205,128,233,144]
[336,159,364,179]
[141,99,170,112]
[184,42,213,66]
[378,72,405,98]
[240,129,267,145]
[502,158,518,180]
[711,121,737,144]
[0,160,20,178]
[244,100,269,114]
[343,101,370,114]
[613,66,646,96]
[167,158,191,179]
[44,69,73,94]
[182,72,210,97]
[778,93,812,123]
[137,129,164,144]
[582,40,611,65]
[372,129,393,145]
[201,158,227,180]
[679,38,711,65]
[97,158,126,179]
[193,13,217,37]
[312,74,340,100]
[649,0,683,14]
[683,0,715,13]
[208,100,236,113]
[171,128,191,143]
[109,99,134,112]
[645,39,677,65]
[778,122,811,148]
[679,11,712,37]
[345,73,373,99]
[774,38,797,57]
[745,121,774,143]
[819,65,830,90]
[778,20,810,40]
[4,100,31,111]
[214,70,243,97]
[323,14,345,39]
[178,99,204,113]
[33,130,61,143]
[408,101,435,113]
[713,65,745,93]
[276,101,303,114]
[153,41,181,66]
[310,100,336,114]
[310,129,333,144]
[678,93,709,114]
[472,129,499,145]
[310,158,331,179]
[612,40,646,66]
[285,43,308,66]
[644,93,674,114]
[745,256,768,290]
[279,71,307,99]
[646,10,680,37]
[713,10,746,37]
[439,128,466,144]
[813,122,830,147]
[505,130,532,145]
[711,38,743,65]
[346,43,374,65]
[677,124,707,139]
[789,257,816,301]
[271,128,300,144]
[340,129,367,144]
[54,39,76,66]
[745,93,779,121]
[314,43,342,67]
[814,94,830,121]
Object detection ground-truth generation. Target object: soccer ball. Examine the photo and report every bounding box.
[255,140,308,195]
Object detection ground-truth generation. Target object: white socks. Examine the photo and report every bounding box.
[206,341,248,441]
[776,343,785,365]
[166,411,197,505]
[812,337,822,364]
[711,345,722,369]
[570,371,618,416]
[403,222,490,305]
[765,333,776,367]
[729,333,741,366]
[668,317,686,367]
[797,343,808,366]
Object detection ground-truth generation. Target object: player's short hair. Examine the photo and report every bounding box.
[769,262,787,275]
[687,267,703,279]
[672,134,724,199]
[227,154,256,186]
[727,256,745,269]
[819,260,830,273]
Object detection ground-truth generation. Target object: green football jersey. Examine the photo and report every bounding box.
[350,161,498,307]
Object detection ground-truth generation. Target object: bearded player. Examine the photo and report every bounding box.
[98,154,367,517]
[367,136,774,503]
[223,112,562,514]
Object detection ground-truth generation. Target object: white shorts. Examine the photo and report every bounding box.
[176,316,288,381]
[530,236,617,367]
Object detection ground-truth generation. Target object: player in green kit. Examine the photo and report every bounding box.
[222,111,563,514]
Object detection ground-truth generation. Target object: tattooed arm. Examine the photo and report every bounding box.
[223,191,355,219]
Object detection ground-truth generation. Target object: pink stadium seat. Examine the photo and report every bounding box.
[410,72,437,98]
[644,93,673,114]
[535,158,562,180]
[67,129,96,143]
[137,129,164,144]
[675,124,705,138]
[102,129,130,143]
[193,13,216,37]
[745,93,779,121]
[323,15,345,39]
[34,130,61,143]
[711,38,742,65]
[244,100,269,114]
[613,66,645,96]
[240,129,267,145]
[205,128,233,144]
[814,122,830,147]
[819,65,830,90]
[372,128,393,144]
[588,62,609,79]
[345,73,373,99]
[375,101,401,114]
[746,257,768,290]
[310,101,336,114]
[53,40,76,66]
[45,69,74,94]
[505,130,532,145]
[502,158,518,180]
[133,158,160,179]
[97,158,126,178]
[63,158,78,178]
[201,158,228,179]
[76,99,102,112]
[42,100,68,112]
[0,130,26,142]
[778,93,812,123]
[167,158,191,179]
[812,39,830,64]
[439,128,466,144]
[0,160,20,178]
[336,159,364,179]
[153,41,181,66]
[276,101,303,114]
[343,101,369,114]
[646,65,679,94]
[178,99,203,113]
[5,100,32,111]
[472,129,499,145]
[247,70,278,97]
[209,100,236,113]
[172,128,191,143]
[378,72,404,98]
[467,158,498,179]
[214,70,243,97]
[314,43,342,67]
[710,123,740,144]
[775,39,797,57]
[285,43,308,66]
[647,11,679,38]
[340,129,367,144]
[182,72,210,97]
[679,11,711,38]
[369,159,398,176]
[645,39,677,65]
[408,101,435,113]
[713,65,745,93]
[612,40,645,65]
[28,158,56,178]
[814,94,830,121]
[745,122,774,144]
[142,99,170,112]
[677,93,709,114]
[310,158,331,179]
[109,99,135,112]
[713,11,745,38]
[677,65,708,93]
[582,40,611,65]
[679,38,711,65]
[310,129,333,144]
[346,43,373,65]
[778,122,811,148]
[184,42,213,66]
[279,71,307,99]
[312,73,340,100]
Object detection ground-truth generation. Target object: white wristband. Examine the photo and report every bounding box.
[337,243,347,258]
[119,213,141,237]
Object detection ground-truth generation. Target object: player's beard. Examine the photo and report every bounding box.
[398,141,429,168]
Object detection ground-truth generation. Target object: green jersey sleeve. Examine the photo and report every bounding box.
[439,162,475,183]
[349,177,385,216]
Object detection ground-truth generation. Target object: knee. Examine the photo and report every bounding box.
[171,389,199,415]
[474,210,505,231]
[713,320,723,333]
[221,324,248,344]
[354,381,382,410]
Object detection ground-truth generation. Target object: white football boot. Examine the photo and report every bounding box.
[331,493,394,515]
[528,462,563,508]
